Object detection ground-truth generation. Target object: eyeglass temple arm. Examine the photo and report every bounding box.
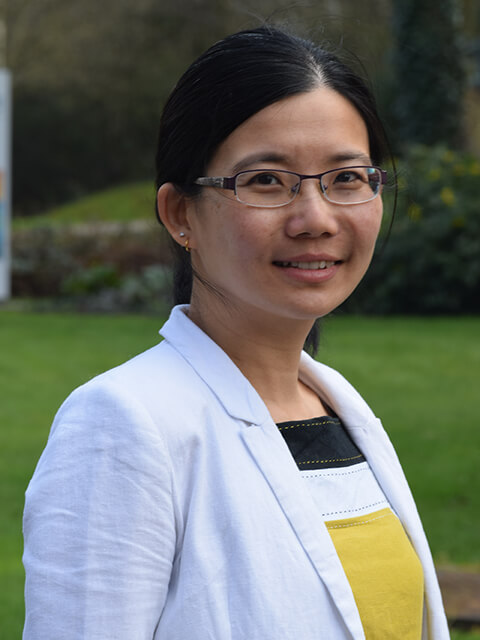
[378,169,388,184]
[194,177,236,190]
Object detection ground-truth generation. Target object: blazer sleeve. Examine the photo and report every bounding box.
[23,377,177,640]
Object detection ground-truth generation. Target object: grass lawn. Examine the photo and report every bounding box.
[12,181,154,229]
[1,310,478,637]
[320,314,480,568]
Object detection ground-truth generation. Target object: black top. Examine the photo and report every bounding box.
[276,416,366,471]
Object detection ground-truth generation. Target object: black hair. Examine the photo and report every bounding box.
[155,25,392,353]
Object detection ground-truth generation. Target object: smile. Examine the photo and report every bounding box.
[275,260,337,270]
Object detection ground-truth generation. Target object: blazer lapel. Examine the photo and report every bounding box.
[299,352,447,639]
[241,420,366,640]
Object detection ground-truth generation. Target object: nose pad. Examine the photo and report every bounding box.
[290,178,322,202]
[318,179,328,199]
[291,181,301,197]
[299,178,328,203]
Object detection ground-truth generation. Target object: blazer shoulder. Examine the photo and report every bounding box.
[53,338,218,448]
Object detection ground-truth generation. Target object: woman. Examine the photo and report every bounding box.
[23,26,449,639]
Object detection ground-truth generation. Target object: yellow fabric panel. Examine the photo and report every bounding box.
[326,508,424,640]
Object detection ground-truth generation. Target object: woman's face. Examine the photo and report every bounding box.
[186,86,383,325]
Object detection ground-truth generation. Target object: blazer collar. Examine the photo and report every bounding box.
[159,305,270,425]
[160,306,379,430]
[160,306,410,523]
[299,351,378,429]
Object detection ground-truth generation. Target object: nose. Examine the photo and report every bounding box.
[284,178,340,238]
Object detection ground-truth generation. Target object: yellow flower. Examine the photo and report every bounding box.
[470,162,480,176]
[452,216,465,228]
[428,168,441,181]
[442,149,455,163]
[408,203,422,221]
[440,187,455,207]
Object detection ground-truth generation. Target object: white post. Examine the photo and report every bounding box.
[0,68,11,301]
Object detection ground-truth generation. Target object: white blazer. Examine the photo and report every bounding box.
[23,305,449,639]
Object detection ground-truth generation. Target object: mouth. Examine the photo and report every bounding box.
[273,260,339,270]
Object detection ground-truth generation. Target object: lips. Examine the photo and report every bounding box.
[273,253,342,270]
[275,260,337,270]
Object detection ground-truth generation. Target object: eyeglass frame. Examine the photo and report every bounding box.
[194,165,387,208]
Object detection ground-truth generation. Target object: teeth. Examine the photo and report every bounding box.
[280,260,336,269]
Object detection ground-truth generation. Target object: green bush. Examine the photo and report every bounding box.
[62,264,122,295]
[346,145,480,314]
[61,264,173,313]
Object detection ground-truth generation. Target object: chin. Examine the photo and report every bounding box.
[289,292,354,320]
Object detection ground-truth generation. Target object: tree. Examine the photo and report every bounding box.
[391,0,466,149]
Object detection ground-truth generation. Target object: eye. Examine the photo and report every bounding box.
[333,170,362,184]
[248,171,284,186]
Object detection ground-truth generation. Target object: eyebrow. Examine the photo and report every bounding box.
[328,152,373,165]
[231,152,288,174]
[230,150,373,175]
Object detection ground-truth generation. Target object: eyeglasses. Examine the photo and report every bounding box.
[194,165,387,208]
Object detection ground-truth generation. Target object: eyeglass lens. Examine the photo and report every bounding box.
[235,167,382,206]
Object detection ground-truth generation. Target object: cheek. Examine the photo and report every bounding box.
[354,203,383,251]
[192,198,266,266]
[213,208,275,262]
[232,219,274,259]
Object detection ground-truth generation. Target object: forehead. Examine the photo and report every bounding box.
[209,87,371,173]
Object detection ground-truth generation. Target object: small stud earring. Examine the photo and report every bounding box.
[179,232,185,238]
[184,238,190,253]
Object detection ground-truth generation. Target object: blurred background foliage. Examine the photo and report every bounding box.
[343,144,480,314]
[1,0,480,313]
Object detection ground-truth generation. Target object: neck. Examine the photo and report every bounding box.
[188,293,326,422]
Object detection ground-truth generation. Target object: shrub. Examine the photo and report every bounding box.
[11,220,172,311]
[61,264,173,313]
[345,145,480,314]
[12,226,78,297]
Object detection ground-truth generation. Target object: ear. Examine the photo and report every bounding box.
[157,183,196,249]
